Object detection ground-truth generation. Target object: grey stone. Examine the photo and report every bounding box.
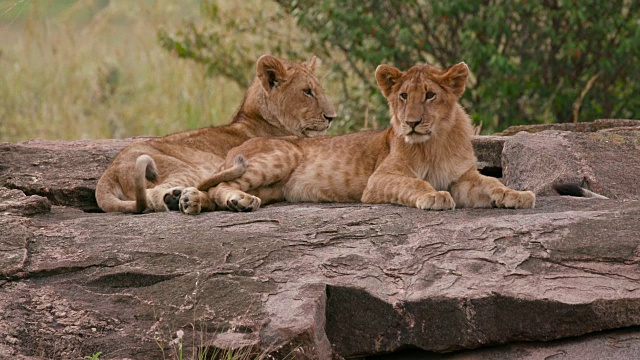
[1,133,640,359]
[0,138,149,212]
[0,137,505,214]
[1,198,639,359]
[495,119,640,136]
[367,326,640,359]
[502,130,640,199]
[0,188,51,216]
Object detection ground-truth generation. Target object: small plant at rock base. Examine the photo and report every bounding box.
[84,352,102,360]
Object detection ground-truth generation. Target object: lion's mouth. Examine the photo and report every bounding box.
[404,128,433,144]
[407,128,432,136]
[303,128,329,137]
[303,122,331,137]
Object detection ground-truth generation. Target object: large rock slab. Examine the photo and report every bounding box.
[502,129,640,198]
[496,118,640,136]
[0,137,504,214]
[369,326,640,359]
[1,128,640,359]
[1,197,640,359]
[0,188,51,216]
[0,138,148,212]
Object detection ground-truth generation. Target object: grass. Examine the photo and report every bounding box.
[153,327,299,360]
[0,0,243,142]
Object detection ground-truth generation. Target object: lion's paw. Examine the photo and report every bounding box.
[491,189,536,209]
[162,187,185,211]
[179,187,206,215]
[416,191,455,211]
[225,192,261,212]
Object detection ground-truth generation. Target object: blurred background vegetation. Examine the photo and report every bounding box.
[1,0,639,142]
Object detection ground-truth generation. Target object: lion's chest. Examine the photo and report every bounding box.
[415,155,471,191]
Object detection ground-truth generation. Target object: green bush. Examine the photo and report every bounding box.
[161,0,639,133]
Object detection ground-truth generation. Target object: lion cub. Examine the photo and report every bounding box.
[96,55,336,214]
[196,62,535,212]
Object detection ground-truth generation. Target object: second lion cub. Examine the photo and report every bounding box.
[190,62,535,213]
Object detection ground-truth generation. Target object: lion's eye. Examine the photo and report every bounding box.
[399,93,408,100]
[303,88,314,97]
[425,91,436,100]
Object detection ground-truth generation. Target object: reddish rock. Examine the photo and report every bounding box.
[1,132,639,359]
[502,129,640,199]
[495,119,640,136]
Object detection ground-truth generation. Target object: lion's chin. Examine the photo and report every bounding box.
[302,124,330,137]
[404,133,431,144]
[302,129,328,138]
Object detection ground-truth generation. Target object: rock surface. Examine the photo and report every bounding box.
[1,127,640,359]
[0,138,149,212]
[368,326,640,360]
[495,118,640,136]
[503,129,640,198]
[0,137,502,214]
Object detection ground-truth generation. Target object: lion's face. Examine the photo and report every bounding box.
[256,55,337,137]
[375,62,469,144]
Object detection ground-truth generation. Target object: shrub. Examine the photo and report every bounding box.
[160,0,640,133]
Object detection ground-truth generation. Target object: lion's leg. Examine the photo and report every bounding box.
[146,170,213,213]
[212,161,295,212]
[362,172,455,210]
[247,186,285,206]
[211,183,262,212]
[212,176,287,213]
[177,155,249,215]
[450,168,535,209]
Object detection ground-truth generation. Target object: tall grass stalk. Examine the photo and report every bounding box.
[0,0,241,142]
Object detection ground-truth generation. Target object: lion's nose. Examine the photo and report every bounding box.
[323,113,336,122]
[406,120,421,129]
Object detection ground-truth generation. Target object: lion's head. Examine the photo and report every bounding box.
[250,55,337,137]
[375,62,469,144]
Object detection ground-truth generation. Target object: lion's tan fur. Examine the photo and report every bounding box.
[95,55,336,213]
[203,62,535,213]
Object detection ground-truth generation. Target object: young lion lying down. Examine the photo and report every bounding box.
[186,62,535,213]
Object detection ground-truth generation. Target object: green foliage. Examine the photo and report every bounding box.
[161,0,640,133]
[84,352,102,360]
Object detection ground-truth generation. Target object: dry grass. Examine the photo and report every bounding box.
[0,0,243,142]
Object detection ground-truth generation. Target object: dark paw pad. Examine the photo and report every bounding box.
[226,198,255,212]
[163,190,182,211]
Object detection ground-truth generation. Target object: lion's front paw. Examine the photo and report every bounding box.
[491,189,536,209]
[161,187,185,211]
[416,191,456,210]
[225,192,261,212]
[178,187,208,215]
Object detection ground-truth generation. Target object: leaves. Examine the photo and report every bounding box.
[161,0,640,132]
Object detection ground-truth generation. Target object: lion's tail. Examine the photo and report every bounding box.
[132,155,159,213]
[197,155,248,191]
[96,155,156,214]
[553,183,608,199]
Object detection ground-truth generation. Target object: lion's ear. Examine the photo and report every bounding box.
[440,62,469,98]
[257,55,288,92]
[303,56,320,73]
[375,65,403,98]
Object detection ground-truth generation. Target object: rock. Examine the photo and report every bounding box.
[368,326,640,359]
[0,138,150,212]
[0,188,51,216]
[502,129,640,199]
[0,137,505,213]
[1,197,640,359]
[471,135,505,176]
[495,119,640,136]
[1,131,640,359]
